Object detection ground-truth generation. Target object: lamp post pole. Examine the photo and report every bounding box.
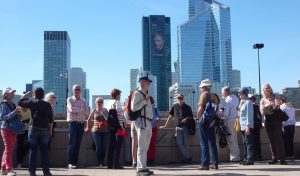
[253,43,264,100]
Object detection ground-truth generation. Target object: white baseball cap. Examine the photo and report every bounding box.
[2,87,16,95]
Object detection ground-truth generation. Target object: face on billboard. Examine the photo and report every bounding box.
[154,34,164,52]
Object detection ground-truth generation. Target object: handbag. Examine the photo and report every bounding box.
[116,129,128,137]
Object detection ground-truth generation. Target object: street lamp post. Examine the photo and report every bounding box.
[253,43,264,100]
[192,90,195,112]
[60,71,69,106]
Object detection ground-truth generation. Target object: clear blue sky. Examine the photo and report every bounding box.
[0,0,299,102]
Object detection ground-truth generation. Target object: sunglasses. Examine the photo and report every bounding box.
[75,89,81,91]
[178,97,183,100]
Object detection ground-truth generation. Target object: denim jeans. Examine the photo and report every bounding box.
[68,122,84,165]
[241,129,254,163]
[123,128,132,163]
[175,126,191,160]
[91,132,109,165]
[198,119,218,167]
[28,127,50,174]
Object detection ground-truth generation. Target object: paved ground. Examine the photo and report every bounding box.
[14,161,300,176]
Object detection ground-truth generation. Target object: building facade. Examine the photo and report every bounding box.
[44,31,71,113]
[177,0,233,89]
[232,69,241,90]
[142,15,172,111]
[130,68,139,91]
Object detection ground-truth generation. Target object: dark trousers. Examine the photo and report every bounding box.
[283,125,295,157]
[107,131,123,168]
[265,120,285,161]
[241,129,254,163]
[91,132,109,165]
[28,127,50,174]
[68,122,84,165]
[253,126,262,160]
[17,130,29,164]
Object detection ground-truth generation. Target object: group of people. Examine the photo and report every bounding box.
[0,76,296,176]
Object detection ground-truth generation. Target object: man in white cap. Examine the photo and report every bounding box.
[197,79,219,170]
[131,73,153,176]
[220,86,240,162]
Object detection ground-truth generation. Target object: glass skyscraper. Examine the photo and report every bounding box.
[178,0,233,88]
[44,31,70,113]
[142,15,171,111]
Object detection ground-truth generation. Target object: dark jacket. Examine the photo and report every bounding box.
[107,109,121,132]
[253,104,262,128]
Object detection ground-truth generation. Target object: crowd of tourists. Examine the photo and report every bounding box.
[0,75,296,176]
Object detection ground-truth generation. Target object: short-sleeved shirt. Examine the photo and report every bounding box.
[91,108,109,133]
[198,92,220,109]
[169,103,193,127]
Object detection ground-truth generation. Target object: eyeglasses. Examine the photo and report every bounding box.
[75,89,81,91]
[178,97,183,100]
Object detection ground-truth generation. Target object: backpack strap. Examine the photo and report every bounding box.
[205,92,212,106]
[1,101,16,111]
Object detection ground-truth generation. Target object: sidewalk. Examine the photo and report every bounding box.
[14,160,300,176]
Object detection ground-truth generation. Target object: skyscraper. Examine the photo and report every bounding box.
[232,69,241,89]
[44,31,71,113]
[142,15,171,111]
[130,68,139,91]
[178,0,233,88]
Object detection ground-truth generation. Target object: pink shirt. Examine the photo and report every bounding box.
[67,96,89,122]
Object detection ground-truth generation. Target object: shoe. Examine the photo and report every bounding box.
[280,160,288,165]
[196,166,209,170]
[268,160,278,164]
[187,157,193,164]
[113,165,124,169]
[124,161,132,166]
[16,163,22,168]
[243,162,254,165]
[68,164,77,169]
[210,165,219,170]
[43,172,53,176]
[145,169,154,175]
[136,170,150,176]
[6,171,15,176]
[1,170,7,175]
[239,161,246,165]
[132,163,137,168]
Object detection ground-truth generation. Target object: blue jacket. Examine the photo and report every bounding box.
[0,101,18,129]
[239,99,254,131]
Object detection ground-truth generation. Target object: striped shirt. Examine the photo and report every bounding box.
[67,96,89,122]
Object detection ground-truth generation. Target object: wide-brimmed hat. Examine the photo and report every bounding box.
[199,79,212,88]
[2,87,16,95]
[138,72,152,83]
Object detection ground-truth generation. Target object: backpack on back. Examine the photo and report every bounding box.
[124,90,146,121]
[203,93,217,127]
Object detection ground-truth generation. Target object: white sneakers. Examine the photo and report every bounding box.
[68,164,77,169]
[1,170,16,176]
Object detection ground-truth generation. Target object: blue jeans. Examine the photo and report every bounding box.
[91,132,109,165]
[241,129,254,163]
[175,127,191,160]
[198,119,218,167]
[68,122,84,165]
[28,127,50,174]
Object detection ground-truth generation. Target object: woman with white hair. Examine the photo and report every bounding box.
[44,92,56,107]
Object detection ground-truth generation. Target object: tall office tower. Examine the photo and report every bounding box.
[142,15,171,111]
[44,31,71,113]
[178,0,233,89]
[130,68,140,91]
[232,69,241,89]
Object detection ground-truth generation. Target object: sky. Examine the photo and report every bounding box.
[0,0,299,103]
